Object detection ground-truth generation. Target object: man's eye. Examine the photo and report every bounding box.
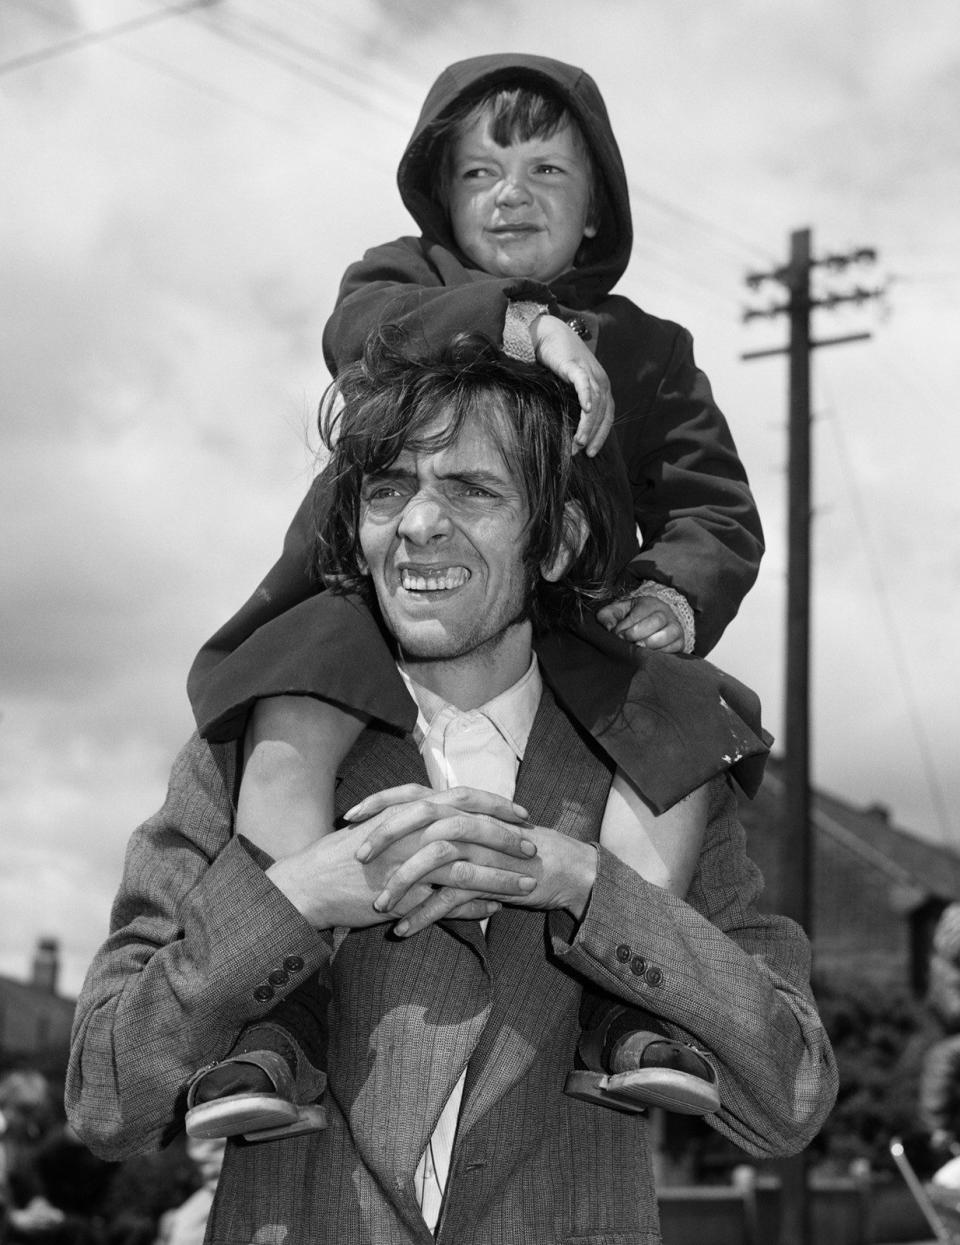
[458,484,495,499]
[364,484,402,501]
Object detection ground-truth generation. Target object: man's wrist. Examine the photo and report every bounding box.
[564,840,599,923]
[266,856,332,930]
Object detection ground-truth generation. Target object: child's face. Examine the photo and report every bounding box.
[446,112,598,284]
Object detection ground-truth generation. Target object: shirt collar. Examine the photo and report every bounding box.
[398,656,543,762]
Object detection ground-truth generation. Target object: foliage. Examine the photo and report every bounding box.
[811,973,933,1172]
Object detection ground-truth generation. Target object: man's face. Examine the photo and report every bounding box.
[358,404,534,702]
[446,112,598,284]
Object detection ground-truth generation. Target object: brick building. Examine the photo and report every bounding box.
[0,938,75,1071]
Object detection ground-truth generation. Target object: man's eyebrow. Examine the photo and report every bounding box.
[363,466,411,480]
[363,464,511,488]
[441,467,508,485]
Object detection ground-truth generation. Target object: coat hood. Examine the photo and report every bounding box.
[397,53,632,306]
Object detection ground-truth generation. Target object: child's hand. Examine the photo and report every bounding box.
[531,315,613,456]
[597,591,686,652]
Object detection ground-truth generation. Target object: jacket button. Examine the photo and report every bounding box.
[615,944,631,963]
[253,984,275,1002]
[645,965,664,987]
[630,955,646,976]
[268,969,289,986]
[284,955,305,973]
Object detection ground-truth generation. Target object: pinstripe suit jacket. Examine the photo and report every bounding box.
[67,688,836,1245]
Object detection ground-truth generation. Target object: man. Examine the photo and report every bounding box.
[67,331,837,1244]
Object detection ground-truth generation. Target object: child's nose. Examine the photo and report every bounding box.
[496,176,532,207]
[397,494,451,544]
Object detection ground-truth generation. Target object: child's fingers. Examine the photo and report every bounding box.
[597,595,685,651]
[583,394,614,456]
[595,597,634,627]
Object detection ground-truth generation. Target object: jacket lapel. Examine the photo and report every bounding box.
[330,726,493,1216]
[456,687,613,1138]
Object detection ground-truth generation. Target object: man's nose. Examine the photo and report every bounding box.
[397,493,451,544]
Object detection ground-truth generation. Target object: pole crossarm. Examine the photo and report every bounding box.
[741,330,873,361]
[742,235,881,358]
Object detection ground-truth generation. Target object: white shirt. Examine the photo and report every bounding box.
[398,657,650,1233]
[399,659,540,1233]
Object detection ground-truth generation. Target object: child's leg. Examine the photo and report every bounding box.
[599,775,708,897]
[187,695,366,1143]
[566,779,720,1117]
[236,694,369,859]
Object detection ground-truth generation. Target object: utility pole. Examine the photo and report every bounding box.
[742,227,881,1245]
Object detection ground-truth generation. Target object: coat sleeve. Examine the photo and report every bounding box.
[321,237,556,375]
[550,777,838,1157]
[600,306,765,654]
[65,735,334,1160]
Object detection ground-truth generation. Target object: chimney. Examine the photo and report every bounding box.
[31,937,59,994]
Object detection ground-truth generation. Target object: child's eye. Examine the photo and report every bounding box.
[461,166,494,181]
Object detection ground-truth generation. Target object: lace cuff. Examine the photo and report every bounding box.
[630,581,696,654]
[502,300,550,362]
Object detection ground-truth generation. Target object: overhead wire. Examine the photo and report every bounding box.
[6,0,296,130]
[190,3,412,128]
[0,0,220,76]
[816,370,956,848]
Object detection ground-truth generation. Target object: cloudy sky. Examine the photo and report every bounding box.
[2,0,958,996]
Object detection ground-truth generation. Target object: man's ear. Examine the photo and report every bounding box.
[540,501,590,583]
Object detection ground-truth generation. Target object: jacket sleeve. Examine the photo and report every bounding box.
[322,237,556,375]
[65,735,334,1160]
[599,305,765,654]
[550,777,837,1157]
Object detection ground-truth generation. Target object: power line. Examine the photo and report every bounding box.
[0,0,221,77]
[629,180,772,271]
[193,6,407,124]
[819,387,956,848]
[8,0,293,130]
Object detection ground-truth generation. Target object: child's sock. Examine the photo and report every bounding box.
[186,977,330,1141]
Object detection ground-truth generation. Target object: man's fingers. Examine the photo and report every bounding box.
[354,795,533,863]
[374,843,537,913]
[343,784,433,820]
[347,784,528,824]
[393,891,501,938]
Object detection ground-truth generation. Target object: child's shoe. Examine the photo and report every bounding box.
[185,1022,327,1143]
[564,1003,719,1116]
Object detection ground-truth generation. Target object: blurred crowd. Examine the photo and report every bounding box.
[0,1069,223,1245]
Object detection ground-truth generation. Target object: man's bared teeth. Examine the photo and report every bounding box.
[400,567,470,591]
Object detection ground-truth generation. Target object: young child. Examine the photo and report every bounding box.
[183,54,768,1142]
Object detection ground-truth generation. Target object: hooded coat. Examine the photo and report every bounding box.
[185,53,771,813]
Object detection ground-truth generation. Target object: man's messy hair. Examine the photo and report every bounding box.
[312,327,617,630]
